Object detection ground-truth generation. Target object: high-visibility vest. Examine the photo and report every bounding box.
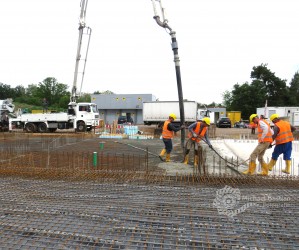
[188,122,207,143]
[257,119,273,143]
[275,120,294,145]
[162,120,174,139]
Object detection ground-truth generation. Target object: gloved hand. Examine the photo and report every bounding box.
[192,132,197,138]
[180,125,186,129]
[268,144,273,149]
[209,145,213,149]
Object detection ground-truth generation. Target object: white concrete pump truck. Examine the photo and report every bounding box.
[9,0,100,133]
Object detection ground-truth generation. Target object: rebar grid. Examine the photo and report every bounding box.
[0,177,298,249]
[0,133,299,249]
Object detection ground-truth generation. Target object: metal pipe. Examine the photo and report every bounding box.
[150,0,185,148]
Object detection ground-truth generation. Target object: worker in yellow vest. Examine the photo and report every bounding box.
[183,117,212,166]
[159,113,185,162]
[243,114,273,175]
[267,114,296,174]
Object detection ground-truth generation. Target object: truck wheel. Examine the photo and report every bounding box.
[77,121,86,132]
[25,123,37,133]
[48,128,57,133]
[37,123,48,133]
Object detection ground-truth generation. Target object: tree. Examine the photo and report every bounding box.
[0,82,14,99]
[228,83,262,119]
[93,90,115,94]
[12,85,26,98]
[222,90,233,108]
[289,71,299,105]
[36,77,69,106]
[78,93,91,102]
[251,64,289,106]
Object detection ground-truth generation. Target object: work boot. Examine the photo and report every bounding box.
[267,159,277,171]
[183,154,189,164]
[159,149,166,156]
[242,161,256,175]
[282,160,291,174]
[258,162,268,176]
[159,149,166,161]
[165,153,171,162]
[194,155,199,167]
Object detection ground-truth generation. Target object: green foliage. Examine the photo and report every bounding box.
[37,77,69,106]
[14,96,41,106]
[93,90,115,94]
[0,77,119,112]
[77,93,91,102]
[58,96,70,109]
[0,82,14,99]
[251,64,288,106]
[224,64,299,119]
[289,71,299,105]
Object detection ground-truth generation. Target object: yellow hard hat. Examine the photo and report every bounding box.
[202,117,211,126]
[169,113,176,120]
[270,113,279,121]
[249,114,258,123]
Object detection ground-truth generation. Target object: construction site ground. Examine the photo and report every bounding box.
[0,127,298,249]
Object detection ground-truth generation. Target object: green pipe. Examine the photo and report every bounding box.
[93,152,97,167]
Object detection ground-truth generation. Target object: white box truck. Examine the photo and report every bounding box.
[143,101,208,125]
[257,106,299,127]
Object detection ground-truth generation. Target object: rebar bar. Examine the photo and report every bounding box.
[0,132,298,249]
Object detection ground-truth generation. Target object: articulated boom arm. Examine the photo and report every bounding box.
[71,0,92,103]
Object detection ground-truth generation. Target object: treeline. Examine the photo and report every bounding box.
[0,77,91,111]
[1,65,299,118]
[223,64,299,119]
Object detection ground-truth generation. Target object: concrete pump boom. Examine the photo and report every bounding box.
[71,0,92,103]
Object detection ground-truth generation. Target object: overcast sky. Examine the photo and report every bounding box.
[1,0,299,104]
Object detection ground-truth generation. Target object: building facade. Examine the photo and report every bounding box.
[91,94,156,124]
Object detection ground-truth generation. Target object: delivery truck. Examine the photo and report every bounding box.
[143,101,209,125]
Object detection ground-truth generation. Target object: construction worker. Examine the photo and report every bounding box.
[159,113,185,162]
[243,114,273,175]
[267,114,296,174]
[183,117,212,166]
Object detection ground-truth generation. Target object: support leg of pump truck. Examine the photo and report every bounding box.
[282,160,291,174]
[242,161,256,175]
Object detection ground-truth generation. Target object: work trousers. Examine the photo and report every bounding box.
[185,138,202,151]
[272,141,292,161]
[250,142,270,164]
[162,138,173,154]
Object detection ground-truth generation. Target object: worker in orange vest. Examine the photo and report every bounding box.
[267,114,296,174]
[159,113,185,162]
[183,117,212,166]
[243,114,273,175]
